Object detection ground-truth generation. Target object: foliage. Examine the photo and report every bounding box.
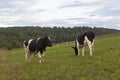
[0,26,119,49]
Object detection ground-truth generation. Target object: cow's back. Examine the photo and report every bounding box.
[76,31,95,45]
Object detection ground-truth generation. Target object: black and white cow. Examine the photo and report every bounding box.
[72,31,95,56]
[23,36,52,63]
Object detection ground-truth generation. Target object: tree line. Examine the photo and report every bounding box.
[0,26,119,50]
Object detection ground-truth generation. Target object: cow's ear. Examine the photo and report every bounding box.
[48,36,51,40]
[45,36,51,40]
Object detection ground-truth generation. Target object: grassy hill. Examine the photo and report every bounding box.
[0,35,120,80]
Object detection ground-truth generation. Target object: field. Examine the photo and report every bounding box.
[0,36,120,80]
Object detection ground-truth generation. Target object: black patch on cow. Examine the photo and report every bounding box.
[76,34,85,45]
[29,39,37,52]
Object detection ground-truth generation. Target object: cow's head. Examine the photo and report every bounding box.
[72,46,78,56]
[45,36,52,47]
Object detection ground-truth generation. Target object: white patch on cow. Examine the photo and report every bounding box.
[35,37,41,45]
[28,39,33,51]
[83,38,88,46]
[28,39,33,45]
[85,36,93,56]
[37,37,41,41]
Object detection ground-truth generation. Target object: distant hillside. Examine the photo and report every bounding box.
[0,26,119,49]
[96,32,120,39]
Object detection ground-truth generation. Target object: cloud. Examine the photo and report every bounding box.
[59,0,101,9]
[0,0,120,30]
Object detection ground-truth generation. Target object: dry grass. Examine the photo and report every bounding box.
[0,49,27,80]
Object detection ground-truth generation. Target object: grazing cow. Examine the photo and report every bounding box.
[72,31,95,56]
[23,36,52,63]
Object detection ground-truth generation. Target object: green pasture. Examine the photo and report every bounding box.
[0,36,120,80]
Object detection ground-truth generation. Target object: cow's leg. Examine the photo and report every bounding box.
[85,36,93,56]
[82,47,85,56]
[25,51,31,63]
[38,52,42,63]
[77,46,80,56]
[92,39,94,51]
[88,41,93,56]
[76,39,80,56]
[41,52,46,62]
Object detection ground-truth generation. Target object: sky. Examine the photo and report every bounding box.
[0,0,120,29]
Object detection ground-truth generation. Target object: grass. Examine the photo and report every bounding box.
[0,36,120,80]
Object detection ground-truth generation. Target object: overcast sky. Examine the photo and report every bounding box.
[0,0,120,29]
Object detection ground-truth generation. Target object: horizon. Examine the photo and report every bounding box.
[0,26,119,30]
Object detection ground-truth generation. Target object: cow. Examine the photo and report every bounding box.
[72,31,95,56]
[23,36,52,63]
